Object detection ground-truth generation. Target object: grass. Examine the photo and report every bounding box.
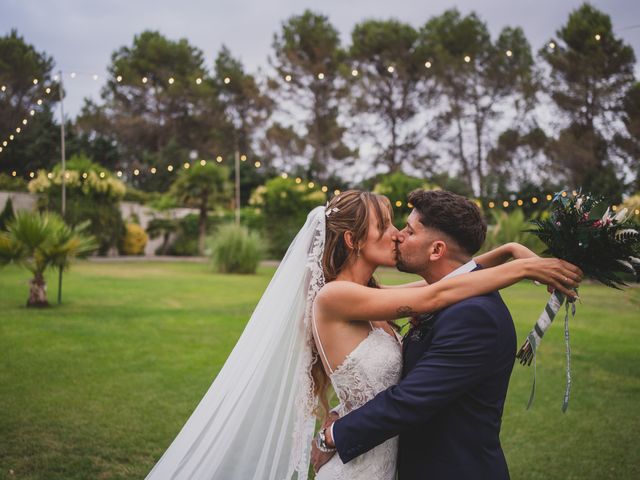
[0,261,638,479]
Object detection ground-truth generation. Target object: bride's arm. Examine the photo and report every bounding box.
[316,257,581,323]
[474,242,537,268]
[378,243,536,289]
[379,279,428,289]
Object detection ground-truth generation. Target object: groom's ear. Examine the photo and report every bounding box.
[429,240,447,261]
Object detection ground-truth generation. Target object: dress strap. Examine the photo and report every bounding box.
[312,300,334,375]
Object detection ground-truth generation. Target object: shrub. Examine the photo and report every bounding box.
[372,172,438,229]
[28,155,127,255]
[208,224,262,274]
[120,223,148,255]
[256,177,326,258]
[482,209,545,254]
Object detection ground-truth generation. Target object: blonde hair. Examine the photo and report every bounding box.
[311,190,393,418]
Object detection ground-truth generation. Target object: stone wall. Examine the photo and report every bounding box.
[0,192,197,256]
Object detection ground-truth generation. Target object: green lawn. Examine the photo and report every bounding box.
[0,261,638,479]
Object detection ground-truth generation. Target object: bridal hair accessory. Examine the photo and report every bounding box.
[325,202,340,217]
[517,191,639,412]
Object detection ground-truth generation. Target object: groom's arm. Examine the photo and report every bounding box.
[331,299,499,464]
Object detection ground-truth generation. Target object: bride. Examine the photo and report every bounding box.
[145,190,580,480]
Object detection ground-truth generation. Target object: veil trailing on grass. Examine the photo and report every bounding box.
[146,206,326,480]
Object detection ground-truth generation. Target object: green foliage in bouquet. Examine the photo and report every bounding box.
[528,192,640,288]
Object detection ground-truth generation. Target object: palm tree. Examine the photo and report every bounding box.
[170,164,230,255]
[0,211,97,307]
[146,217,178,255]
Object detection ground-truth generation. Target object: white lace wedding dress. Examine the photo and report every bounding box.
[313,321,403,480]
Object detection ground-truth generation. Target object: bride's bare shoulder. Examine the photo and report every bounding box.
[317,281,365,306]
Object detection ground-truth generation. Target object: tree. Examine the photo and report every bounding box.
[542,3,635,198]
[615,82,640,191]
[0,29,61,175]
[77,31,229,191]
[213,46,274,205]
[348,20,436,172]
[170,163,230,255]
[0,196,15,230]
[270,10,356,179]
[0,211,96,307]
[418,10,538,197]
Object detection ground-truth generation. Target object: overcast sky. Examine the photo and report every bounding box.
[2,0,639,117]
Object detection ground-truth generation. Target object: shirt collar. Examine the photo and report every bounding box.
[441,259,478,281]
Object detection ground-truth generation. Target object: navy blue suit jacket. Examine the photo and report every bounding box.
[333,287,516,480]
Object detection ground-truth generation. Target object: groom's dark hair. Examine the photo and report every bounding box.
[408,189,486,255]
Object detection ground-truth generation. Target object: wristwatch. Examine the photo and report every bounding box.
[315,426,336,453]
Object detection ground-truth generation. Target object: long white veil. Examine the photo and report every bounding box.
[146,206,326,480]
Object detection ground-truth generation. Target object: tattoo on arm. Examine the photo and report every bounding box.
[396,306,417,317]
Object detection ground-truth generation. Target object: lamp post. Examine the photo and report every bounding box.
[235,146,240,226]
[58,70,66,305]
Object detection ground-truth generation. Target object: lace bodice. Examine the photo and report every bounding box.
[330,328,403,415]
[315,327,402,480]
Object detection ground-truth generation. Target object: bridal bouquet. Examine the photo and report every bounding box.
[516,192,640,411]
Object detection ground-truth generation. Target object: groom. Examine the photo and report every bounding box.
[316,189,516,479]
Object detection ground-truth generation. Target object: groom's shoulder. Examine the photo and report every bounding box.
[437,291,510,324]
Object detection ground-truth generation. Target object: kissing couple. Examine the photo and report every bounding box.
[146,189,582,480]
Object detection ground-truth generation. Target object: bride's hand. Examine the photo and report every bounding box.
[520,257,583,299]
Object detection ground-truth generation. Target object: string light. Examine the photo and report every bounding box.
[351,69,359,77]
[150,167,157,174]
[183,162,190,169]
[32,79,38,85]
[334,189,341,196]
[116,171,123,177]
[195,77,202,85]
[488,202,495,208]
[506,50,513,57]
[1,85,6,92]
[285,75,292,82]
[425,61,432,69]
[395,200,402,207]
[216,155,223,163]
[548,42,556,49]
[321,185,328,192]
[142,76,148,84]
[254,161,261,168]
[116,75,123,82]
[168,77,175,85]
[200,159,206,166]
[240,154,247,161]
[546,194,553,201]
[281,173,288,179]
[167,165,174,171]
[99,171,106,178]
[387,65,395,73]
[595,34,601,41]
[295,177,302,184]
[317,73,325,80]
[45,87,51,94]
[464,55,471,63]
[517,199,523,206]
[502,201,509,208]
[532,197,538,204]
[308,181,314,188]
